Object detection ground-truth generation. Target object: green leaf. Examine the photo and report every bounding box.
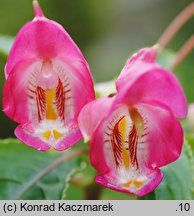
[0,35,14,56]
[155,143,193,200]
[0,139,83,200]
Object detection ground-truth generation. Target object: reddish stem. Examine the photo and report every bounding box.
[16,149,87,199]
[171,35,194,69]
[158,2,194,51]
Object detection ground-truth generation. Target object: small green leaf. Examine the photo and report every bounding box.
[0,139,82,200]
[62,154,96,199]
[0,35,14,56]
[155,143,193,200]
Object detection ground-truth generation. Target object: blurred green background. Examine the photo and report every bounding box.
[0,0,194,138]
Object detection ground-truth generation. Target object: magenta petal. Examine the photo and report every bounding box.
[6,15,90,77]
[95,169,163,196]
[90,120,110,174]
[3,59,37,123]
[115,63,187,118]
[15,125,50,151]
[15,121,82,151]
[56,60,95,119]
[78,97,113,141]
[5,2,95,109]
[137,103,183,168]
[116,48,156,87]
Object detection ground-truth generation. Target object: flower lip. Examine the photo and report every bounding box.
[95,169,163,197]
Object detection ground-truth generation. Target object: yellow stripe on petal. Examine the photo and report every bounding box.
[53,129,62,140]
[118,117,130,169]
[45,88,57,120]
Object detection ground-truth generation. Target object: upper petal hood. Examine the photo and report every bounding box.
[3,2,95,151]
[4,2,95,123]
[115,48,187,118]
[5,4,90,79]
[116,48,156,86]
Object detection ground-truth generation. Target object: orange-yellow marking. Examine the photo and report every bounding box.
[45,88,57,120]
[118,117,130,169]
[43,129,62,140]
[123,180,132,188]
[133,180,143,188]
[123,180,143,188]
[43,130,51,140]
[53,129,62,140]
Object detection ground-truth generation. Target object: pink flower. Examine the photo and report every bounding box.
[3,1,95,151]
[78,48,187,196]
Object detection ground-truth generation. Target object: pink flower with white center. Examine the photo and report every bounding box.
[78,48,187,196]
[3,1,95,151]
